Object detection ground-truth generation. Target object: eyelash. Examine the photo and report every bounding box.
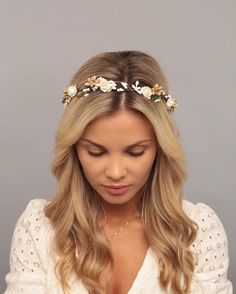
[87,151,145,157]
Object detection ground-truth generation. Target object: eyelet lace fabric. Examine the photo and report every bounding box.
[4,198,233,293]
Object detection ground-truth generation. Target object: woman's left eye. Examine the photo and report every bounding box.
[87,151,104,157]
[129,151,144,157]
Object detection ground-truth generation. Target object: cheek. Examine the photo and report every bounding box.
[77,151,101,182]
[136,157,155,180]
[127,151,156,183]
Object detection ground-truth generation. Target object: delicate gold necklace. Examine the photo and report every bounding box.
[107,214,141,240]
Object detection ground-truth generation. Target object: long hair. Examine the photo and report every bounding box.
[44,50,198,294]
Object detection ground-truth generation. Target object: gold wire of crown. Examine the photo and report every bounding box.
[61,75,178,114]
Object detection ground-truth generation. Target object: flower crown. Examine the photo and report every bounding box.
[62,75,178,113]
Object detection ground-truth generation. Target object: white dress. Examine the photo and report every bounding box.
[4,198,233,294]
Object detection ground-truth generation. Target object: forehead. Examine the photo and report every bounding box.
[81,110,156,141]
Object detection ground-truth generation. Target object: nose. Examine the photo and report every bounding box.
[105,156,127,180]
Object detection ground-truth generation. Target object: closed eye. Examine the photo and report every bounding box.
[87,151,145,157]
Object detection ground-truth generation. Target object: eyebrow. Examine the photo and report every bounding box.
[79,139,152,149]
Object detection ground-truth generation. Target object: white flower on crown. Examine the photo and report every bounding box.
[67,85,78,97]
[140,86,152,99]
[166,95,178,109]
[97,77,117,92]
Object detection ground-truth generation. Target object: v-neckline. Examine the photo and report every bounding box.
[127,246,151,294]
[73,246,153,294]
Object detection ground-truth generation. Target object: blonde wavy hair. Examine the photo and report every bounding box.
[44,50,198,294]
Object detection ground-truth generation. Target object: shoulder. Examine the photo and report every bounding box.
[182,199,232,292]
[5,198,54,290]
[182,199,229,255]
[11,198,53,269]
[20,198,49,216]
[182,199,228,239]
[183,199,225,227]
[182,198,216,218]
[20,198,49,215]
[15,198,51,231]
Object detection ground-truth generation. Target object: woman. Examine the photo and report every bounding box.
[4,51,232,293]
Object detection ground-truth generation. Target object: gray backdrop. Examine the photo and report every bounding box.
[0,0,235,292]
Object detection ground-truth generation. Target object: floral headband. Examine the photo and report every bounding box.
[61,75,178,113]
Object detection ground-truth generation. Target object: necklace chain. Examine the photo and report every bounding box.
[107,214,141,240]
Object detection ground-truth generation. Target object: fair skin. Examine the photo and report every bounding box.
[75,109,158,225]
[75,109,158,293]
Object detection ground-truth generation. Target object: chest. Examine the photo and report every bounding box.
[98,239,149,294]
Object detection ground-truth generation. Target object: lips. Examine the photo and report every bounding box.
[105,185,129,189]
[104,185,130,196]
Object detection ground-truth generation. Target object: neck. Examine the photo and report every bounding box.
[99,199,141,225]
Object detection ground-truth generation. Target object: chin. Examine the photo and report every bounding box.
[99,191,139,205]
[101,198,134,206]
